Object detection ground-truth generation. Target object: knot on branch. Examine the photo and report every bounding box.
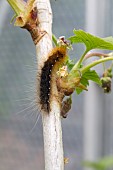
[22,7,47,45]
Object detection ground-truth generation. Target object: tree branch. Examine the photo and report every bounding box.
[35,0,64,169]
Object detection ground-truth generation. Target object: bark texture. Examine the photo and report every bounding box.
[35,0,64,169]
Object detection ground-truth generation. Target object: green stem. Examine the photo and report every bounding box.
[77,49,88,66]
[109,61,113,70]
[102,59,106,71]
[81,57,113,74]
[70,49,88,73]
[7,0,25,15]
[52,34,58,46]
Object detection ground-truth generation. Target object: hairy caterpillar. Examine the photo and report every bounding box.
[38,47,67,113]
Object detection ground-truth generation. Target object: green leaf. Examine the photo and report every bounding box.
[75,69,101,95]
[76,77,89,94]
[99,157,113,169]
[75,88,82,95]
[83,161,103,170]
[66,59,75,70]
[82,69,101,85]
[69,29,113,51]
[83,157,113,170]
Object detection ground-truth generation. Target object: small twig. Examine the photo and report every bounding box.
[84,52,109,60]
[109,61,113,70]
[81,56,113,74]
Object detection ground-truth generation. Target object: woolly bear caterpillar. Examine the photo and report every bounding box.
[38,47,67,113]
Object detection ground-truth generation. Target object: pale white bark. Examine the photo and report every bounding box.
[35,0,64,170]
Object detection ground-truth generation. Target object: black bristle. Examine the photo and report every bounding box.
[39,48,66,112]
[40,60,52,111]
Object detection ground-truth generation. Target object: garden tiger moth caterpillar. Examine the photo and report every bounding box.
[37,46,67,113]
